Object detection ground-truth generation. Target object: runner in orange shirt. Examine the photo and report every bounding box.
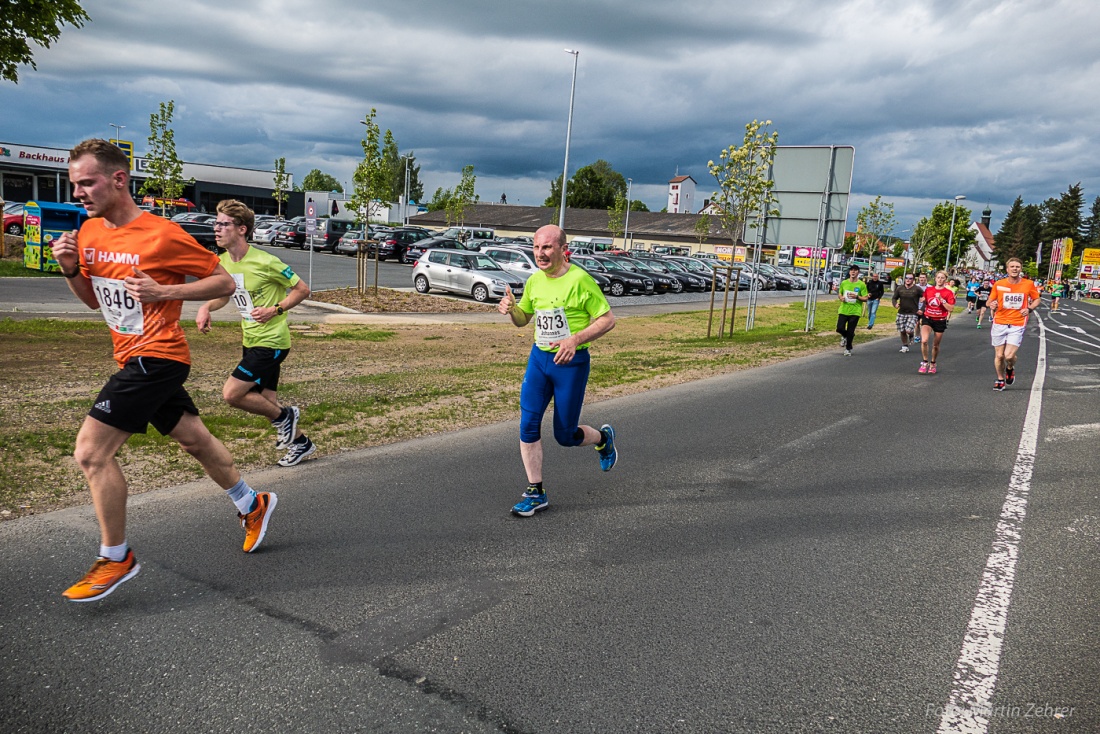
[987,257,1041,391]
[50,139,278,603]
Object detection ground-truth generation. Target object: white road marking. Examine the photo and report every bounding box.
[937,316,1047,734]
[1057,324,1087,334]
[737,415,864,471]
[1045,423,1100,441]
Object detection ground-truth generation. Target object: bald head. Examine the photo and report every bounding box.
[534,224,567,248]
[532,224,569,276]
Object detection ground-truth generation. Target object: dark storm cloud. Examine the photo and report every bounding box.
[3,0,1100,228]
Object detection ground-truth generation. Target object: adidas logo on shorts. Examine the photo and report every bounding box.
[94,400,112,414]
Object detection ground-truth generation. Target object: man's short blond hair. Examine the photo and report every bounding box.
[70,139,131,181]
[216,199,255,239]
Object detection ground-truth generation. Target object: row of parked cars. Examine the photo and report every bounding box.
[408,241,769,303]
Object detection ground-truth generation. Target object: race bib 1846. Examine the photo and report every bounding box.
[91,276,144,335]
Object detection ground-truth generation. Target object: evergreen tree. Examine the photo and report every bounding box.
[1083,196,1100,247]
[1039,183,1084,264]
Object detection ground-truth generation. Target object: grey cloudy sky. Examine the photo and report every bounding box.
[4,0,1100,232]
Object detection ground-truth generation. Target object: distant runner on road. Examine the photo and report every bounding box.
[917,270,956,375]
[50,139,277,603]
[892,272,922,353]
[497,224,618,517]
[835,264,868,356]
[197,199,315,467]
[987,257,1041,392]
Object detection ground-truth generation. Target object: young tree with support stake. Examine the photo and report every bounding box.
[707,120,780,250]
[272,157,289,218]
[349,108,387,294]
[446,165,477,227]
[139,100,192,217]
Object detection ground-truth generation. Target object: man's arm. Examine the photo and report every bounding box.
[196,295,232,334]
[251,278,311,324]
[551,310,615,365]
[497,285,531,326]
[50,230,99,309]
[124,263,235,303]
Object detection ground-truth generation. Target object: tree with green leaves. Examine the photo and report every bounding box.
[272,157,289,218]
[693,213,712,249]
[446,165,477,226]
[544,159,627,209]
[607,190,627,244]
[1083,195,1100,248]
[854,196,897,260]
[629,200,649,213]
[350,109,386,224]
[1,0,89,83]
[139,100,192,216]
[301,169,343,193]
[917,200,974,269]
[426,186,452,213]
[707,120,780,247]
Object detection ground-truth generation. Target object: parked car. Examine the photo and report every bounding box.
[648,259,709,292]
[275,223,310,248]
[1089,284,1100,299]
[308,218,358,253]
[692,252,727,266]
[175,221,221,254]
[251,219,284,244]
[402,236,474,264]
[573,264,612,294]
[171,212,215,224]
[738,264,777,290]
[374,227,432,261]
[3,202,25,235]
[664,255,751,291]
[481,246,540,282]
[755,262,798,290]
[578,255,654,296]
[334,229,371,256]
[412,249,526,303]
[604,255,678,293]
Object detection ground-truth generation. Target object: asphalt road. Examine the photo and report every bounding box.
[1,297,1097,733]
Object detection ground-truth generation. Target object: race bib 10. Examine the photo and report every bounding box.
[230,273,256,321]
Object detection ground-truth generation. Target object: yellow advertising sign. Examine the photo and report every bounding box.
[113,139,134,170]
[1081,248,1100,266]
[1062,237,1074,264]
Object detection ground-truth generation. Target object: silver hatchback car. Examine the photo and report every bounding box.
[412,250,526,303]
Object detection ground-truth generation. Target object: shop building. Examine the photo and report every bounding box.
[0,141,300,216]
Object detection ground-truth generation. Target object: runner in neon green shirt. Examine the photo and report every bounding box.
[196,200,315,467]
[836,264,868,355]
[497,224,618,517]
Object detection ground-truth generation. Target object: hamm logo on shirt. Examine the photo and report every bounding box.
[281,266,296,279]
[85,250,140,265]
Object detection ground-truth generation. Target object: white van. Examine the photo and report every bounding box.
[442,226,495,245]
[568,236,617,253]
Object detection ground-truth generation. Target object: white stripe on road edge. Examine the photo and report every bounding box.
[937,316,1047,734]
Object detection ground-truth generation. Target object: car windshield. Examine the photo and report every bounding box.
[470,255,503,270]
[664,261,688,273]
[646,261,672,273]
[598,259,627,272]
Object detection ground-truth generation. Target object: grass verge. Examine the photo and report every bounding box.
[0,299,894,518]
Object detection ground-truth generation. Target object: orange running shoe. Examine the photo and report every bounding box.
[239,491,278,553]
[62,550,141,602]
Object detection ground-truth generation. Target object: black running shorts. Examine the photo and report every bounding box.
[89,357,198,435]
[920,316,948,333]
[231,346,290,392]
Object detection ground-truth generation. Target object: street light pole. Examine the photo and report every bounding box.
[109,123,124,145]
[401,154,412,226]
[623,178,632,248]
[945,195,966,272]
[559,48,579,230]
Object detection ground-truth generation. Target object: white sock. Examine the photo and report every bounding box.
[100,541,129,562]
[226,478,257,514]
